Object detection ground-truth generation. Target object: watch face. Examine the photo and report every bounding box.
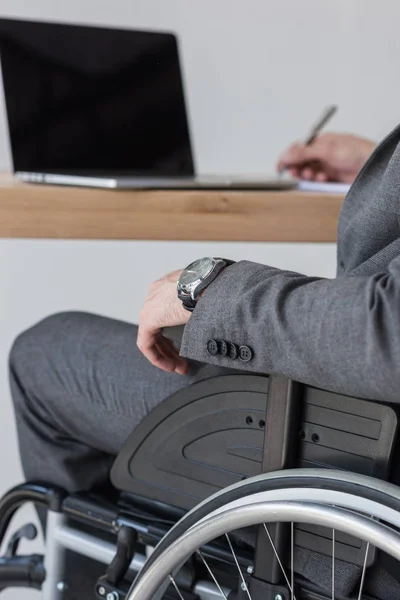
[179,257,214,287]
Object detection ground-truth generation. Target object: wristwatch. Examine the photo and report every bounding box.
[177,257,234,312]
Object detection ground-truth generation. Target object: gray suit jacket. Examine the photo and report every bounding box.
[181,123,400,403]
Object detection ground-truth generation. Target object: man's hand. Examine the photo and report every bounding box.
[277,133,376,184]
[137,270,191,374]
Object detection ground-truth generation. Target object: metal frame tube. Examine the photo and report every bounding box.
[53,523,146,574]
[41,511,66,600]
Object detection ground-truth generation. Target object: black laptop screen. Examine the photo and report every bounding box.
[0,18,194,176]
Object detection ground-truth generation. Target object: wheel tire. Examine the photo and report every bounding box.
[133,468,400,583]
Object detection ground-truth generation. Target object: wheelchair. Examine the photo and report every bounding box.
[2,327,400,600]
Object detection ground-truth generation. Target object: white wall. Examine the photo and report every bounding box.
[1,0,399,597]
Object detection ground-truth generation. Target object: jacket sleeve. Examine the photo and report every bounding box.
[180,257,400,403]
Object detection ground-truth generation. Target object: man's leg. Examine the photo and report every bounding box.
[8,311,214,599]
[9,311,200,493]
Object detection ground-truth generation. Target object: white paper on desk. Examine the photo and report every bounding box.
[297,180,351,194]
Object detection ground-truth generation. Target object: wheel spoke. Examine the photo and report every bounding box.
[357,541,370,600]
[197,550,228,599]
[169,574,185,600]
[332,529,335,600]
[225,534,253,600]
[291,522,294,600]
[263,524,297,600]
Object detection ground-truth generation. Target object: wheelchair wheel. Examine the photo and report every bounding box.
[127,468,400,600]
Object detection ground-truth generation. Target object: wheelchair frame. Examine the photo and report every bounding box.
[0,374,399,600]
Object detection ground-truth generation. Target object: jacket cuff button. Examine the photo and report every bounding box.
[239,345,253,362]
[219,340,229,357]
[228,342,239,359]
[206,339,219,356]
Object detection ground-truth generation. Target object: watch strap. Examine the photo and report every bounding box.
[180,296,196,312]
[178,258,235,313]
[192,258,234,302]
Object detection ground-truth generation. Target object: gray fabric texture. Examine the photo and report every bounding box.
[9,311,225,493]
[181,123,400,404]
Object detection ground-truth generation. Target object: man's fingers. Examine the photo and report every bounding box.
[300,167,314,180]
[315,171,328,182]
[174,360,189,375]
[277,142,301,170]
[157,336,189,375]
[146,342,176,372]
[278,142,328,171]
[137,330,175,372]
[157,336,180,356]
[138,329,189,374]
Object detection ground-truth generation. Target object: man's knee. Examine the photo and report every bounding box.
[9,311,91,374]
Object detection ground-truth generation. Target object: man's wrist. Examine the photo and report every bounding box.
[177,257,235,312]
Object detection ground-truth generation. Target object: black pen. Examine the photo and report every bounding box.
[279,104,338,175]
[304,104,338,146]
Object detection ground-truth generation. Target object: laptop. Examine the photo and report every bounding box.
[0,17,296,191]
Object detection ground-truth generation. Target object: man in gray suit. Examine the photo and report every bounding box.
[9,119,400,493]
[8,125,400,598]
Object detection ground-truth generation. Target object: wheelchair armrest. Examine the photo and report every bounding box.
[161,326,185,346]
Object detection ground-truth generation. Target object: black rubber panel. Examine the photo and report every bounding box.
[298,385,397,477]
[111,375,269,509]
[111,376,396,510]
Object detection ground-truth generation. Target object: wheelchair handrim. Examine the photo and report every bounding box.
[126,500,400,600]
[133,468,400,585]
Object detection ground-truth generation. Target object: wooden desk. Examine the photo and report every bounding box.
[0,174,344,242]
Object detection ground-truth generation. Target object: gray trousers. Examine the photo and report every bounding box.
[9,311,223,493]
[9,312,227,599]
[8,312,400,600]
